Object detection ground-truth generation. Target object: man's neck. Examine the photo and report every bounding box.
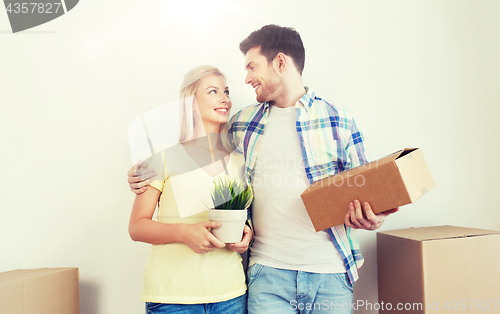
[270,80,306,109]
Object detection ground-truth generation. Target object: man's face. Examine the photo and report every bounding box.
[244,47,281,103]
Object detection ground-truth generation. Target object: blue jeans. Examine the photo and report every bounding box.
[247,264,353,314]
[145,293,247,314]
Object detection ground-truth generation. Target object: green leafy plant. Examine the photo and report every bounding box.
[210,177,253,210]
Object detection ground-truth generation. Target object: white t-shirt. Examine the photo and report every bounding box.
[249,105,346,273]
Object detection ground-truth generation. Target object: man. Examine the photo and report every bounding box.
[129,25,397,313]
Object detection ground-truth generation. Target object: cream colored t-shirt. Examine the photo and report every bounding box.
[140,147,247,304]
[250,105,346,273]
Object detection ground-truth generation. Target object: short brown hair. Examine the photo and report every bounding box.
[239,24,305,74]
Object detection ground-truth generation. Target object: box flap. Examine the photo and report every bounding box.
[379,225,500,241]
[393,148,417,159]
[337,148,417,182]
[378,148,417,160]
[395,148,436,202]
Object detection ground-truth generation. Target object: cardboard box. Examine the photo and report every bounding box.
[0,267,79,314]
[377,226,500,313]
[301,148,435,231]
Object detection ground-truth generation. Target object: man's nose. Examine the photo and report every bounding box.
[245,72,252,85]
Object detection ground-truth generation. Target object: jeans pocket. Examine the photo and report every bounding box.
[247,263,264,288]
[333,272,353,293]
[146,302,164,313]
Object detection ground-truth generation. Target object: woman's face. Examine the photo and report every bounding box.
[194,75,231,130]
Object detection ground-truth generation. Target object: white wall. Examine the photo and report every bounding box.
[1,1,499,313]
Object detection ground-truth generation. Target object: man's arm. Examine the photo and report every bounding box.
[127,163,156,195]
[343,113,397,230]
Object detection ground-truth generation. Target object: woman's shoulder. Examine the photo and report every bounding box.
[145,144,194,183]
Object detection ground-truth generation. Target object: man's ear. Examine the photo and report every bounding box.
[273,53,287,72]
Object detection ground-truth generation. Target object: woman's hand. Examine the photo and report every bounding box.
[228,225,253,254]
[181,221,226,254]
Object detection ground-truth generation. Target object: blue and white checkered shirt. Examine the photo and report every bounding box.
[228,88,367,283]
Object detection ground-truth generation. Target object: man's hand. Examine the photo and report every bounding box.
[181,221,226,254]
[344,199,399,231]
[127,163,156,195]
[228,225,253,254]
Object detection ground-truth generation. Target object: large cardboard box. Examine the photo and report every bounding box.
[0,267,79,314]
[301,148,435,231]
[377,226,500,313]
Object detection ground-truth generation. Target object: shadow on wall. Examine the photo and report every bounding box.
[352,237,379,314]
[80,280,99,314]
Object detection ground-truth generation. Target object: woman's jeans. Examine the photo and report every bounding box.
[145,293,247,314]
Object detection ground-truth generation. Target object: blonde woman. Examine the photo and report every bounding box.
[129,66,252,313]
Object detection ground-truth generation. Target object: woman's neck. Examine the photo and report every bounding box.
[182,130,227,165]
[187,125,223,151]
[203,121,220,137]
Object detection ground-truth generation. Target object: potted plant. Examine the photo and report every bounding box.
[209,177,253,243]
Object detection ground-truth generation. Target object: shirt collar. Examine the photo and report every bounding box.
[297,87,315,112]
[262,87,315,114]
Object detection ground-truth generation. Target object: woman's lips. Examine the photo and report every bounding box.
[214,108,228,114]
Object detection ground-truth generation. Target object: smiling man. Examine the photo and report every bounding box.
[128,25,396,314]
[227,25,396,314]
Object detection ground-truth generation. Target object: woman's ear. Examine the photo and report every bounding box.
[192,96,204,131]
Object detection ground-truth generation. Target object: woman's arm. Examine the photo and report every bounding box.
[128,186,226,253]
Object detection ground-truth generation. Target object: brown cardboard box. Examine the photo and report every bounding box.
[301,148,435,231]
[0,267,79,314]
[377,226,500,313]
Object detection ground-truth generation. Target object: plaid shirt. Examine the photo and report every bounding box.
[228,88,367,284]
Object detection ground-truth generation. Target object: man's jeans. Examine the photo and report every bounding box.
[247,263,353,314]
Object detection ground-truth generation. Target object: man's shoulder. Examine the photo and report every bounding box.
[312,95,355,119]
[229,102,267,124]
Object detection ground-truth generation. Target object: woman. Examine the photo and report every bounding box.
[129,65,252,313]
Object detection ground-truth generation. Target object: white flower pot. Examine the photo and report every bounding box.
[209,209,247,243]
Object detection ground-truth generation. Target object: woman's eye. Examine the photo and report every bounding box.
[225,90,230,96]
[209,90,217,94]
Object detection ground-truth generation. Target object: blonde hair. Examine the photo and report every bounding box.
[178,65,228,144]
